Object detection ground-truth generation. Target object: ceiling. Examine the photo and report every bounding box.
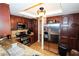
[8,3,79,19]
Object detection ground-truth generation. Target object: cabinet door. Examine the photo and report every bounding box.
[68,14,79,50]
[33,20,38,42]
[16,17,22,23]
[11,17,14,30]
[60,16,69,45]
[11,16,17,30]
[28,20,32,29]
[60,36,69,44]
[68,38,77,49]
[73,14,79,51]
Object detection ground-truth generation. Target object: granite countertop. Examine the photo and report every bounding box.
[6,43,44,56]
[0,45,9,56]
[0,41,44,56]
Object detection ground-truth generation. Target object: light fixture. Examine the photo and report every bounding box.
[37,7,46,17]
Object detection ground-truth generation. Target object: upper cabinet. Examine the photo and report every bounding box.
[0,3,11,36]
[10,15,28,30]
[47,16,62,24]
[10,15,17,30]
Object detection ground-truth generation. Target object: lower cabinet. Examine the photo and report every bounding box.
[29,35,34,44]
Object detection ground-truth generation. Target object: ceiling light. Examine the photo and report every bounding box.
[37,7,46,17]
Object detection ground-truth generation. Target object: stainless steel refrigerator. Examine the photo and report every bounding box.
[44,23,60,43]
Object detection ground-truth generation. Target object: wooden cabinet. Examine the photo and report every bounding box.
[27,20,33,29]
[60,14,79,51]
[10,15,28,30]
[60,16,69,45]
[28,19,38,43]
[29,35,34,44]
[0,3,11,36]
[46,13,79,52]
[47,16,61,24]
[10,16,17,30]
[33,20,38,42]
[10,15,38,44]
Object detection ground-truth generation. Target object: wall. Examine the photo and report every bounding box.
[47,13,79,51]
[0,3,11,36]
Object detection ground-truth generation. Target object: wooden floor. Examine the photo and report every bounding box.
[29,42,58,56]
[44,41,58,54]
